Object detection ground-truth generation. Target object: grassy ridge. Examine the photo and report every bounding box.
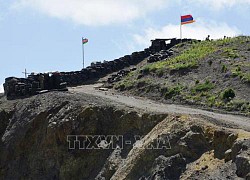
[143,40,216,73]
[143,37,250,74]
[114,36,250,115]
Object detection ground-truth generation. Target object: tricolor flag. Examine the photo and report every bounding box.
[181,15,195,25]
[82,38,88,44]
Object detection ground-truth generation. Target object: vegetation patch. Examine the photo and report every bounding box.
[164,85,184,99]
[221,64,228,73]
[221,88,236,101]
[225,99,250,112]
[231,66,250,83]
[207,95,217,107]
[114,79,135,91]
[143,40,217,73]
[113,36,250,115]
[222,48,240,59]
[242,73,250,83]
[192,80,215,93]
[231,67,242,77]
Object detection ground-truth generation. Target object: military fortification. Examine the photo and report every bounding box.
[3,38,194,99]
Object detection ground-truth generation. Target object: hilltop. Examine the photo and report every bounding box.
[110,36,250,115]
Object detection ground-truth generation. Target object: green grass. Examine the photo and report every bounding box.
[114,72,136,90]
[231,67,250,83]
[244,62,250,67]
[222,48,240,59]
[221,64,228,73]
[143,40,217,73]
[242,73,250,83]
[142,36,249,74]
[231,67,243,77]
[164,85,184,99]
[114,80,134,91]
[192,80,215,93]
[225,99,250,112]
[207,95,216,106]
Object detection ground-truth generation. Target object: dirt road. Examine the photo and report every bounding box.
[70,84,250,131]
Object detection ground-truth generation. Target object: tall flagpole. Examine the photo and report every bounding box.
[180,23,182,41]
[180,14,182,41]
[82,38,84,69]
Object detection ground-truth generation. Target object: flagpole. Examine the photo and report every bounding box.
[180,23,182,41]
[180,14,182,41]
[82,38,84,69]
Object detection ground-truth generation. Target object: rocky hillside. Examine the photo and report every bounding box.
[0,92,250,179]
[0,36,250,180]
[112,36,250,115]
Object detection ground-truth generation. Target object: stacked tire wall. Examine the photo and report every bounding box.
[3,38,194,99]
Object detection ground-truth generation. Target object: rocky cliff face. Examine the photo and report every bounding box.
[0,92,249,179]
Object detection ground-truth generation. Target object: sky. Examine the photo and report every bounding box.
[0,0,250,93]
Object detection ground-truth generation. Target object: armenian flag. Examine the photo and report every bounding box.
[82,38,88,44]
[181,15,195,25]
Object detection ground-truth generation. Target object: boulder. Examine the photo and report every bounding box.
[235,151,250,178]
[148,154,186,180]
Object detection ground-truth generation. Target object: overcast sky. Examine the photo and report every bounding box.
[0,0,250,93]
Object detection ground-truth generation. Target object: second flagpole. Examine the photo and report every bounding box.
[180,14,182,41]
[180,23,182,41]
[82,38,85,69]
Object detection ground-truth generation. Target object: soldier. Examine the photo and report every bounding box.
[206,35,210,41]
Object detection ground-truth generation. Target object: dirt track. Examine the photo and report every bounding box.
[70,84,250,131]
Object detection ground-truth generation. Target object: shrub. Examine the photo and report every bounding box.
[221,88,236,100]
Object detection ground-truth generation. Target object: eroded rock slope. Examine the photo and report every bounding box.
[0,92,249,179]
